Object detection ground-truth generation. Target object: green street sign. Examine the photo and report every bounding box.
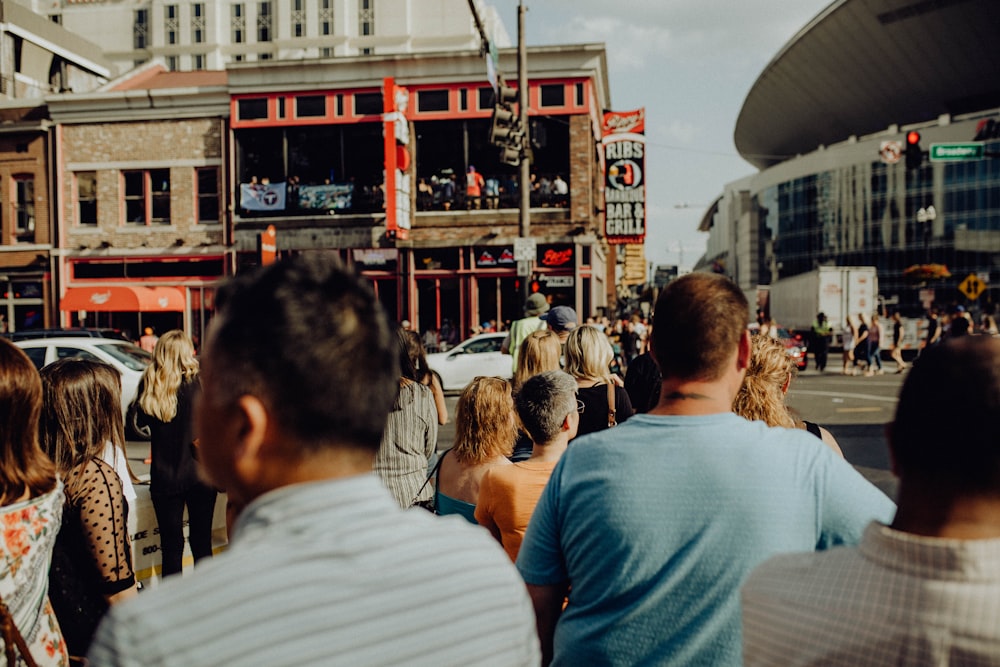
[929,142,985,162]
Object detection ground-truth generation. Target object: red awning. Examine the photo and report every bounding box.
[60,286,186,312]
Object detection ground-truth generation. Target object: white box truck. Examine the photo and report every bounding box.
[768,266,878,346]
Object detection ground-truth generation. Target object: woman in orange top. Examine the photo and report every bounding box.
[475,371,579,561]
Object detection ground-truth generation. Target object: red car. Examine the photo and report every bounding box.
[775,328,808,370]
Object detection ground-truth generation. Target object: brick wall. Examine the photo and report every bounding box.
[0,132,49,249]
[62,119,225,251]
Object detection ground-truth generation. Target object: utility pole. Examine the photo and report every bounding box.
[518,0,531,301]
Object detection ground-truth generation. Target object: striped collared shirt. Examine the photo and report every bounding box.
[89,475,539,666]
[743,521,1000,666]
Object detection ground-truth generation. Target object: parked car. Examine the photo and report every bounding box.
[3,327,130,342]
[775,328,808,370]
[426,332,511,391]
[15,337,152,439]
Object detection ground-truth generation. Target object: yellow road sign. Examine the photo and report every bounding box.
[958,273,986,300]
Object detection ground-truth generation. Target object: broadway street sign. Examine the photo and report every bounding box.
[929,142,984,162]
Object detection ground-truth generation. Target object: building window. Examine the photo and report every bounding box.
[238,98,269,120]
[540,84,565,107]
[259,52,272,61]
[459,89,467,111]
[354,92,381,116]
[417,90,449,113]
[134,9,148,49]
[359,0,374,36]
[193,53,205,69]
[478,87,494,110]
[257,1,273,42]
[165,5,178,44]
[166,55,178,71]
[232,4,245,44]
[192,3,206,43]
[296,95,326,117]
[123,169,171,225]
[320,47,333,57]
[575,82,584,107]
[292,0,304,37]
[319,0,332,36]
[76,171,97,226]
[14,176,35,242]
[196,168,220,224]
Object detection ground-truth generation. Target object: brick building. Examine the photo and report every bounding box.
[47,66,229,341]
[37,42,611,340]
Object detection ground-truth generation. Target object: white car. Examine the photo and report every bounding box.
[15,337,152,439]
[426,332,512,391]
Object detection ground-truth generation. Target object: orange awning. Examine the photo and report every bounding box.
[60,286,186,312]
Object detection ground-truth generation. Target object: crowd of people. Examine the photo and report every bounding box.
[1,254,998,665]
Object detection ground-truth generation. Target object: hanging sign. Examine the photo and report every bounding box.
[602,108,646,245]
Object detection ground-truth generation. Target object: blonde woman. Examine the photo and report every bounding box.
[436,377,515,523]
[564,325,633,438]
[137,330,217,577]
[40,359,138,656]
[512,329,561,391]
[734,335,843,457]
[511,330,561,461]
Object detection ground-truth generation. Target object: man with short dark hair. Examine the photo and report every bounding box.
[541,305,577,345]
[476,370,578,562]
[742,337,1000,665]
[89,255,539,666]
[517,272,895,666]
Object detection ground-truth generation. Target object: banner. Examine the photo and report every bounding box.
[240,182,286,211]
[384,77,412,240]
[298,183,354,210]
[602,109,646,245]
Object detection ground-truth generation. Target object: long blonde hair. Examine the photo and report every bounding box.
[138,330,199,422]
[733,335,797,429]
[513,329,561,390]
[452,376,515,465]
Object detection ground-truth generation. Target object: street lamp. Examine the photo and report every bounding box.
[917,205,936,262]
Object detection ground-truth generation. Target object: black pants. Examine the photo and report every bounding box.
[152,483,218,577]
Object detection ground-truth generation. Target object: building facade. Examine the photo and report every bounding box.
[30,0,510,74]
[0,0,110,332]
[700,0,1000,320]
[36,43,611,340]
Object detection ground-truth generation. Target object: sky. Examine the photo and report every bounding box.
[490,0,833,273]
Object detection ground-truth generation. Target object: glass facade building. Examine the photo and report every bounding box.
[708,111,1000,318]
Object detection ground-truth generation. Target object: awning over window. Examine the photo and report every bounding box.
[59,286,185,312]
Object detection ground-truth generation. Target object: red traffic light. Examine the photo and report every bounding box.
[529,281,541,293]
[906,131,921,145]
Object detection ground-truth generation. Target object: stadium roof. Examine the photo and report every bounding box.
[734,0,1000,169]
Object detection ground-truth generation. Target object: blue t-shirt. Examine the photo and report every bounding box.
[516,412,896,666]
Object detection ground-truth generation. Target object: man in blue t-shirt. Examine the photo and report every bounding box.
[516,272,896,666]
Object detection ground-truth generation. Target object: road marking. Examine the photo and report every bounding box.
[836,407,884,413]
[789,389,898,403]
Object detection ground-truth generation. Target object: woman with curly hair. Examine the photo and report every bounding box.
[565,325,632,438]
[0,339,68,666]
[137,330,218,577]
[435,376,516,523]
[734,335,843,456]
[40,359,137,657]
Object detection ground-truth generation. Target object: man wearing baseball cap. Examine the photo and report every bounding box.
[501,292,551,372]
[541,305,578,345]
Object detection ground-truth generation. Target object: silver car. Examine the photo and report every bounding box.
[15,337,153,439]
[426,332,512,391]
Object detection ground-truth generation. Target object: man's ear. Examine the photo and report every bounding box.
[736,329,752,371]
[231,395,271,488]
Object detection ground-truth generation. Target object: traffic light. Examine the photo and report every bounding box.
[905,131,923,170]
[489,80,523,166]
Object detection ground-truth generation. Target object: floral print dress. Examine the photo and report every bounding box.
[0,484,69,666]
